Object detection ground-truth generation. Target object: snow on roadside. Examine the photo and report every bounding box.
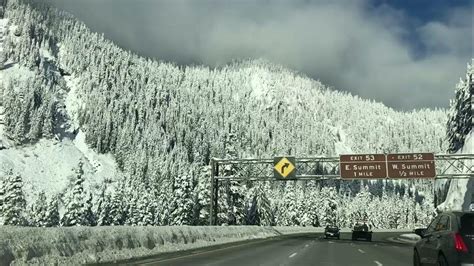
[273,226,324,235]
[398,233,421,241]
[0,225,419,265]
[0,226,320,265]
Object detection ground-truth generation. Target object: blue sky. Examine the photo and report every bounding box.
[373,0,471,22]
[370,0,472,59]
[51,0,473,110]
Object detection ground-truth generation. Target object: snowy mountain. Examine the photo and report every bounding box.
[0,0,458,228]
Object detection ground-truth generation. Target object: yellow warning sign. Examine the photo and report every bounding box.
[274,157,296,179]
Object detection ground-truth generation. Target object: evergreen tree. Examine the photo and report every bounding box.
[62,161,93,226]
[447,60,473,153]
[125,191,140,226]
[96,185,112,226]
[170,174,194,225]
[109,189,126,226]
[3,171,27,226]
[255,182,274,226]
[84,192,96,226]
[195,165,211,225]
[30,191,48,226]
[44,195,60,227]
[137,190,155,226]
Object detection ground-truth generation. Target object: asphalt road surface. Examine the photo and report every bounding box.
[111,232,413,266]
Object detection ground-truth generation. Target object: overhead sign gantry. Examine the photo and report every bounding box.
[209,153,474,225]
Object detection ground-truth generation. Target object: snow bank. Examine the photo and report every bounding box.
[398,233,421,241]
[0,226,323,265]
[273,226,324,235]
[388,233,421,245]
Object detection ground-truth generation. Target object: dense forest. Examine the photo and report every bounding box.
[0,0,469,228]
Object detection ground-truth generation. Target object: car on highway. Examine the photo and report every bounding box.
[352,222,372,241]
[413,211,473,266]
[324,225,340,240]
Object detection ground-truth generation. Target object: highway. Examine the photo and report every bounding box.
[116,232,414,266]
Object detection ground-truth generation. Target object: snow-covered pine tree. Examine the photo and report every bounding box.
[2,171,27,225]
[255,182,274,226]
[438,60,473,211]
[61,161,93,226]
[44,195,60,227]
[447,60,473,153]
[222,133,246,225]
[195,165,211,225]
[278,181,298,226]
[349,184,371,225]
[137,188,155,226]
[84,192,96,226]
[318,186,338,226]
[170,173,194,225]
[302,181,320,227]
[109,185,126,225]
[30,191,48,226]
[96,185,112,226]
[124,191,140,226]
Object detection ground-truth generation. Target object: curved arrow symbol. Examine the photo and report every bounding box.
[281,163,290,174]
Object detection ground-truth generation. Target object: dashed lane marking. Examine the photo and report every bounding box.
[374,260,383,266]
[289,252,298,258]
[358,249,366,254]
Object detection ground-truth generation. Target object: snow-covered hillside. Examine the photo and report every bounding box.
[0,0,464,229]
[0,3,118,219]
[0,138,117,202]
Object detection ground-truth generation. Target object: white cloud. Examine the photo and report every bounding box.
[49,0,473,110]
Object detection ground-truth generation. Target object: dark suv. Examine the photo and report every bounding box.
[352,223,372,241]
[324,225,340,240]
[413,212,473,266]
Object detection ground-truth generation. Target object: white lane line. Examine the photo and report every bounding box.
[305,244,309,248]
[289,252,298,258]
[358,249,366,254]
[374,260,383,266]
[328,241,334,244]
